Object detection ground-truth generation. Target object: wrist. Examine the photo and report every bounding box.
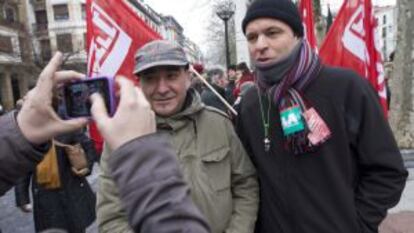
[16,111,48,145]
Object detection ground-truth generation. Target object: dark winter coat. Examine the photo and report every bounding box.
[15,130,97,233]
[201,83,228,113]
[225,81,236,105]
[236,66,408,233]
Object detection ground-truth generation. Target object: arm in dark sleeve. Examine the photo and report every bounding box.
[0,112,49,196]
[235,99,256,166]
[77,132,98,173]
[14,175,31,207]
[108,133,210,233]
[346,74,408,233]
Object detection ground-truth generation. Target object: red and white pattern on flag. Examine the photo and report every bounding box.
[299,0,318,52]
[86,0,161,153]
[86,0,161,80]
[319,0,388,116]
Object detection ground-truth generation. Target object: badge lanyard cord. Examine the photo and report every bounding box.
[257,87,272,152]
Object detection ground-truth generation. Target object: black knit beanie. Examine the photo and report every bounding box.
[242,0,304,37]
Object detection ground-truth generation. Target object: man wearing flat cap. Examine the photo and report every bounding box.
[236,0,407,233]
[97,40,259,233]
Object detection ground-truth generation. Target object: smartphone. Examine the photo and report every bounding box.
[62,76,115,118]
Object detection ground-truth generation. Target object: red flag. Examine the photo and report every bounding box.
[299,0,318,51]
[86,0,161,153]
[319,0,387,115]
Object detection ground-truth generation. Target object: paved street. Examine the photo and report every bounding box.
[0,166,100,233]
[1,156,414,233]
[380,165,414,233]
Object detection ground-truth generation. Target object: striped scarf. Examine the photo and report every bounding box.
[257,39,322,107]
[257,40,323,155]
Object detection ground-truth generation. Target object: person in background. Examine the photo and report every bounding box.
[225,65,237,105]
[385,51,395,109]
[233,62,254,98]
[14,115,97,233]
[191,63,205,94]
[236,0,408,232]
[233,81,255,111]
[201,68,229,113]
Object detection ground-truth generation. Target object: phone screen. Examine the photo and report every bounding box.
[64,78,111,118]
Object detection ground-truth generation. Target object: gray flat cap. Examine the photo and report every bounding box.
[134,40,189,74]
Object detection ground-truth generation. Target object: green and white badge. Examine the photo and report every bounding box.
[280,105,305,136]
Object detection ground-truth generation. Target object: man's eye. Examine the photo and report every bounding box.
[141,75,154,83]
[266,30,281,37]
[167,72,179,79]
[246,33,258,42]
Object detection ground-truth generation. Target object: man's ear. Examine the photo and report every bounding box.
[185,72,192,89]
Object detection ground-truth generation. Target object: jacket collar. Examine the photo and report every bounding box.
[156,89,204,132]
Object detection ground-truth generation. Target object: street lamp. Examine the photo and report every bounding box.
[216,1,235,71]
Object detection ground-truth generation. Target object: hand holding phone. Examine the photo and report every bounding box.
[90,78,156,150]
[17,52,88,145]
[62,76,115,118]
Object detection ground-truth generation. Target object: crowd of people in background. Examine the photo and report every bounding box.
[195,61,256,117]
[0,0,408,233]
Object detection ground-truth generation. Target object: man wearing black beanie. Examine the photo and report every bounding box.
[236,0,408,233]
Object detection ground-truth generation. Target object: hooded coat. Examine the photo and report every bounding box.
[97,90,259,233]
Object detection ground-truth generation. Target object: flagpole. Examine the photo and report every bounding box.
[190,66,238,116]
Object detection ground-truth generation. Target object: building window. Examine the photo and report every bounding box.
[0,36,13,54]
[35,10,48,24]
[4,6,16,23]
[34,10,48,31]
[382,27,387,38]
[53,4,69,21]
[383,15,387,24]
[40,39,51,61]
[56,34,73,53]
[81,4,86,19]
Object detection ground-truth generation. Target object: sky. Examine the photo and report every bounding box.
[144,0,397,52]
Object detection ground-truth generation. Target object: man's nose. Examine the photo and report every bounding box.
[256,34,268,52]
[155,78,169,94]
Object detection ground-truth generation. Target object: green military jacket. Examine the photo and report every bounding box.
[97,90,258,233]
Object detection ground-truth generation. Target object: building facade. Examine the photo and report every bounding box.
[162,15,185,46]
[374,5,398,61]
[0,0,203,110]
[0,0,36,111]
[126,0,162,35]
[183,37,203,64]
[46,0,87,70]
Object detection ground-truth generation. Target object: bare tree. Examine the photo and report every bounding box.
[313,0,326,46]
[204,0,237,67]
[389,0,414,148]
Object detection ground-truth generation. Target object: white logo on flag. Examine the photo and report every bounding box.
[342,5,369,65]
[87,2,132,77]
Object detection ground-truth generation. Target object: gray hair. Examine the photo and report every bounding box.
[207,68,225,84]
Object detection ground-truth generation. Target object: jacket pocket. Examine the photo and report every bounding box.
[201,146,231,192]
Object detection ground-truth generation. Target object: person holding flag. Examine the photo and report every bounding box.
[236,0,407,232]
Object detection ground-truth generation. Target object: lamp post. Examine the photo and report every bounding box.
[216,2,235,71]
